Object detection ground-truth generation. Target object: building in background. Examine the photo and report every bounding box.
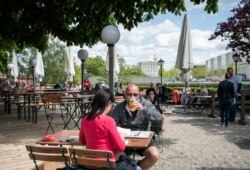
[205,52,234,71]
[205,52,249,80]
[138,61,159,77]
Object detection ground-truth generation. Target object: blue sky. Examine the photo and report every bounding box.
[72,0,239,70]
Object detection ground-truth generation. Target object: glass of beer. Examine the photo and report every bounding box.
[129,99,137,112]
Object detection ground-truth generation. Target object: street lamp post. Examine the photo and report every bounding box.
[232,49,242,74]
[29,59,37,86]
[158,59,164,85]
[101,25,120,94]
[78,49,89,92]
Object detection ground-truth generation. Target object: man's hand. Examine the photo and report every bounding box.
[133,100,144,111]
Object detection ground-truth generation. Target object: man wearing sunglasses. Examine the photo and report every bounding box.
[112,84,162,170]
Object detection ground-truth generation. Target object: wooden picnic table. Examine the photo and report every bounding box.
[36,129,154,149]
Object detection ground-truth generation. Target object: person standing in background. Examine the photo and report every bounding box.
[227,67,242,122]
[217,73,235,127]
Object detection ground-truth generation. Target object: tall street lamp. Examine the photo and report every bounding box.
[158,59,164,85]
[232,49,242,74]
[101,25,120,94]
[78,49,89,92]
[29,59,37,86]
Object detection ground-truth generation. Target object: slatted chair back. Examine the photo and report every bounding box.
[69,148,115,169]
[41,93,62,104]
[26,145,70,170]
[41,93,71,134]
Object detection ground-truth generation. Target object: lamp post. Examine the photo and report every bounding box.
[29,59,37,86]
[158,59,164,85]
[101,25,120,94]
[78,49,89,92]
[232,49,241,74]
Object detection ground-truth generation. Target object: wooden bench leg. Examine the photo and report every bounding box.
[17,105,22,119]
[32,106,38,123]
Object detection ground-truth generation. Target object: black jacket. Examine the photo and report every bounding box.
[217,80,235,101]
[112,97,162,131]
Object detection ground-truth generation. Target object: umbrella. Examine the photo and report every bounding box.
[11,52,19,82]
[106,46,120,82]
[65,47,75,82]
[35,50,44,81]
[175,14,193,80]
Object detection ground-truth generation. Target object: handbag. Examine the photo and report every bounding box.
[115,155,137,170]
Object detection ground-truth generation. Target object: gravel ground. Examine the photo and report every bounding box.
[152,109,250,170]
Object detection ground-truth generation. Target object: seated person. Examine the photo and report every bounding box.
[146,88,166,133]
[79,89,141,170]
[198,84,209,103]
[115,83,125,96]
[112,84,161,170]
[171,88,180,104]
[180,81,193,105]
[160,83,172,101]
[79,89,125,161]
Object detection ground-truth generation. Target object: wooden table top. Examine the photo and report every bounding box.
[36,130,154,149]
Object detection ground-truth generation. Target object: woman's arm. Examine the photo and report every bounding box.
[107,118,126,152]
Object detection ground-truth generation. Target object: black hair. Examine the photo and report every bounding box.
[145,88,158,102]
[227,67,233,72]
[86,89,115,120]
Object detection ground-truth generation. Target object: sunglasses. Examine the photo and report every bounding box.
[126,93,139,97]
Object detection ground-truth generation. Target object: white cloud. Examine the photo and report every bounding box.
[72,2,236,71]
[72,18,229,70]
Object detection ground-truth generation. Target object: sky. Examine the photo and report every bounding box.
[72,0,239,71]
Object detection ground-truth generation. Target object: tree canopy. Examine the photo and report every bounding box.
[0,0,218,53]
[192,65,209,78]
[209,0,250,63]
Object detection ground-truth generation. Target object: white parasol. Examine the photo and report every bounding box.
[64,47,75,82]
[35,50,44,82]
[175,14,193,81]
[11,52,19,82]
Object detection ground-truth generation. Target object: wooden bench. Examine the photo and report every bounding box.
[69,148,116,169]
[26,145,70,170]
[239,89,250,125]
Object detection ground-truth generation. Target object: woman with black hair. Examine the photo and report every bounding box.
[79,89,126,160]
[146,88,166,133]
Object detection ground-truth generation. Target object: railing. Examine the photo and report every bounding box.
[208,91,217,118]
[209,89,250,125]
[239,89,250,125]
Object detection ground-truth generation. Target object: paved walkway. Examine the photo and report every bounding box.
[0,104,250,170]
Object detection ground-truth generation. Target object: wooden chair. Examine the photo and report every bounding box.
[69,148,116,169]
[26,145,70,170]
[41,93,70,134]
[150,121,164,153]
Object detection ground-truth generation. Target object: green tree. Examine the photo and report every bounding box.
[85,56,106,77]
[0,51,10,76]
[43,38,67,85]
[209,0,250,63]
[165,68,181,78]
[117,56,145,83]
[74,65,81,85]
[192,66,209,78]
[0,1,218,52]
